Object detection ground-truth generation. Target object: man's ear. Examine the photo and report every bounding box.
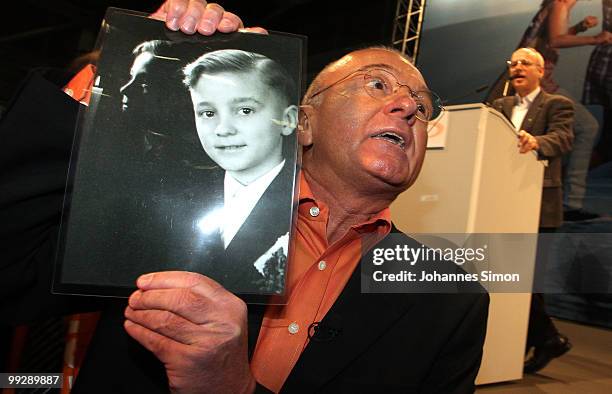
[298,105,315,147]
[281,105,298,136]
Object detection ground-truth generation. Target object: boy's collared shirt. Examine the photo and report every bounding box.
[222,160,286,248]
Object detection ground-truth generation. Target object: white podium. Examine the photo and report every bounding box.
[391,104,545,384]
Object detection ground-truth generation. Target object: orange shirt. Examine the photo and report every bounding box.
[250,174,392,393]
[62,64,95,105]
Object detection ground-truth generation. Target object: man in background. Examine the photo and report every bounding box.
[493,47,574,374]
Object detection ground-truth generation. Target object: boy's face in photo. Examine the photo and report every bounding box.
[189,70,296,184]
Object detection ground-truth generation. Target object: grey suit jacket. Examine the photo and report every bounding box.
[493,90,574,227]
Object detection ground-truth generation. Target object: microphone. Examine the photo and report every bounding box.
[308,314,342,342]
[441,84,489,105]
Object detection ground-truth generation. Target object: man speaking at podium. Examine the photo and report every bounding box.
[493,47,574,374]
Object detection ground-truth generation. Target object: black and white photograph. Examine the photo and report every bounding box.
[53,8,305,297]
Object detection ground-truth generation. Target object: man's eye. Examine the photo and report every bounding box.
[238,107,254,115]
[366,78,387,91]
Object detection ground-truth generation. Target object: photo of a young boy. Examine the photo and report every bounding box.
[54,10,304,297]
[182,49,298,293]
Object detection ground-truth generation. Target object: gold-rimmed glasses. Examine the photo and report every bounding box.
[307,67,444,123]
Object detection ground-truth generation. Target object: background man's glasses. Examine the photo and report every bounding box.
[308,68,444,122]
[506,59,536,68]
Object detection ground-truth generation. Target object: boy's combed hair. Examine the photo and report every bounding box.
[183,49,296,106]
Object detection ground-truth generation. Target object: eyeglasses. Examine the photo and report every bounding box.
[506,59,537,68]
[307,68,444,122]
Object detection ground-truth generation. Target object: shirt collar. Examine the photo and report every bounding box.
[298,171,392,232]
[224,160,285,200]
[516,86,541,107]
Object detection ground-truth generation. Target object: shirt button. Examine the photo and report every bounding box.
[288,322,299,334]
[309,206,320,217]
[318,261,327,271]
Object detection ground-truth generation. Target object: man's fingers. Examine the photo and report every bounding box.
[137,271,221,291]
[125,306,199,345]
[129,287,214,323]
[124,319,186,362]
[239,26,269,35]
[179,0,208,34]
[584,16,598,28]
[149,3,169,22]
[197,3,224,35]
[217,11,244,33]
[164,0,191,31]
[148,1,249,34]
[517,136,536,153]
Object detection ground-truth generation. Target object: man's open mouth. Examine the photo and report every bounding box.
[372,131,406,149]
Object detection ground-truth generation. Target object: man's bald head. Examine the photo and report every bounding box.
[512,47,545,68]
[298,47,430,203]
[303,46,421,106]
[508,47,545,97]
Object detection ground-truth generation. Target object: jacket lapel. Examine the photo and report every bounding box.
[221,162,295,290]
[502,96,515,121]
[520,90,545,133]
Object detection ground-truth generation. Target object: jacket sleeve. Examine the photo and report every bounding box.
[535,95,574,158]
[0,71,101,324]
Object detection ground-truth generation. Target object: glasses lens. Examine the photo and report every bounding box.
[414,90,443,121]
[362,69,443,122]
[508,59,533,68]
[363,70,395,98]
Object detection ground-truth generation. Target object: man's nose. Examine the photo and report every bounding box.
[383,90,418,121]
[120,81,143,107]
[119,79,134,96]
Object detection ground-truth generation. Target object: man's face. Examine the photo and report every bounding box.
[302,48,429,196]
[509,49,543,97]
[189,71,295,184]
[119,52,180,129]
[120,52,155,113]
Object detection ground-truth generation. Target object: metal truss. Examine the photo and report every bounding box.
[391,0,427,64]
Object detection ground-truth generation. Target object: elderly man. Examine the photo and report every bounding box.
[493,47,574,374]
[1,1,488,393]
[96,49,489,393]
